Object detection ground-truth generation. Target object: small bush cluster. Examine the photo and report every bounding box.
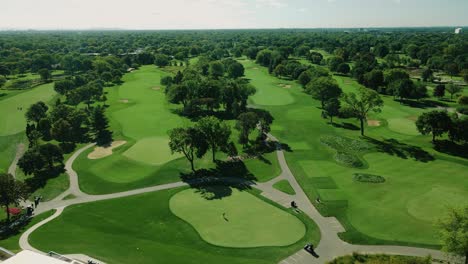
[335,152,364,168]
[321,135,372,153]
[328,253,431,264]
[353,173,386,183]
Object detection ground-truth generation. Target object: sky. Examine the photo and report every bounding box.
[0,0,467,30]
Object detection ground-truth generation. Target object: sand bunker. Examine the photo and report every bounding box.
[367,120,381,127]
[87,141,127,159]
[119,99,129,103]
[152,86,161,91]
[278,84,292,89]
[252,67,259,70]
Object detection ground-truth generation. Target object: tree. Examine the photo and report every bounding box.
[342,88,384,136]
[308,52,323,65]
[38,68,51,82]
[18,143,64,178]
[54,79,75,95]
[0,76,6,88]
[462,69,468,83]
[422,68,434,82]
[168,127,207,172]
[449,117,468,144]
[445,63,459,78]
[363,70,384,90]
[458,95,468,105]
[336,63,350,75]
[323,98,341,124]
[0,173,29,223]
[51,118,73,144]
[306,77,342,108]
[446,84,463,100]
[154,54,170,67]
[0,63,10,77]
[415,110,451,142]
[437,206,468,264]
[227,61,244,79]
[196,116,231,162]
[236,112,259,147]
[274,64,287,78]
[91,106,113,147]
[25,101,49,123]
[434,84,446,98]
[209,61,224,79]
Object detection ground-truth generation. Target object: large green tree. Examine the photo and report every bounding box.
[415,110,451,142]
[91,106,113,147]
[168,127,207,172]
[196,116,231,162]
[0,173,29,222]
[437,206,468,264]
[236,112,259,147]
[25,101,49,124]
[306,77,342,108]
[342,88,384,136]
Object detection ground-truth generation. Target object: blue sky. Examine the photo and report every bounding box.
[0,0,467,29]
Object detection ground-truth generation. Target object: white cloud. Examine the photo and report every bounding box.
[255,0,286,8]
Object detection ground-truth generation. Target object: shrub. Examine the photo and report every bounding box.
[321,135,372,153]
[335,152,363,168]
[456,106,468,115]
[458,95,468,105]
[353,173,386,183]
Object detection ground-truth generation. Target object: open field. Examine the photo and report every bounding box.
[241,60,468,247]
[30,187,320,264]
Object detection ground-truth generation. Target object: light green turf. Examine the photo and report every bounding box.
[272,180,296,195]
[169,188,305,248]
[30,188,320,264]
[387,118,419,136]
[123,137,183,165]
[241,60,295,106]
[406,186,467,222]
[0,83,56,136]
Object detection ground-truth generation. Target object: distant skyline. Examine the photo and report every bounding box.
[1,0,467,30]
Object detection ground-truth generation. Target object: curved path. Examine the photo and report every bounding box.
[18,143,455,264]
[8,143,25,177]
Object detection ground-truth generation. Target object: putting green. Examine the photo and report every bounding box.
[123,137,183,165]
[0,83,56,136]
[387,118,419,136]
[406,186,467,222]
[169,188,306,248]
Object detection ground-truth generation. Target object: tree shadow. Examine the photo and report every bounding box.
[396,99,448,109]
[0,214,31,240]
[364,137,434,162]
[24,166,65,194]
[333,122,360,131]
[279,143,293,152]
[180,160,255,200]
[434,140,468,159]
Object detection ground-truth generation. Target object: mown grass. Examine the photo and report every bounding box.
[30,187,320,264]
[273,180,296,195]
[241,59,468,247]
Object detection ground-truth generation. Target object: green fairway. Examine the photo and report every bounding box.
[241,60,295,106]
[30,187,320,264]
[123,137,183,165]
[170,188,305,248]
[241,61,468,247]
[74,66,280,194]
[0,83,56,136]
[273,180,296,195]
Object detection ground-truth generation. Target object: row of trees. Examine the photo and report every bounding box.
[416,110,468,143]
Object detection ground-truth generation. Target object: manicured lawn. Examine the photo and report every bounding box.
[273,180,296,195]
[0,210,55,252]
[123,137,183,165]
[170,187,305,248]
[241,60,468,247]
[30,187,320,264]
[0,83,56,136]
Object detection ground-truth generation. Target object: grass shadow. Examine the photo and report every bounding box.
[333,122,360,131]
[396,99,448,109]
[434,140,468,159]
[364,137,434,162]
[180,160,256,200]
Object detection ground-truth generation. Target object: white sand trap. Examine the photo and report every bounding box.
[88,141,127,159]
[367,120,381,127]
[253,67,259,70]
[278,84,292,89]
[152,86,161,91]
[119,99,129,103]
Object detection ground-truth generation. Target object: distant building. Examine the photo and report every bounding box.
[455,28,462,34]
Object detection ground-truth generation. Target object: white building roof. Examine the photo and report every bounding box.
[3,250,70,264]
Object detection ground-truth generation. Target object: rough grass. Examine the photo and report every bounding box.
[328,253,432,264]
[30,187,320,264]
[353,173,386,183]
